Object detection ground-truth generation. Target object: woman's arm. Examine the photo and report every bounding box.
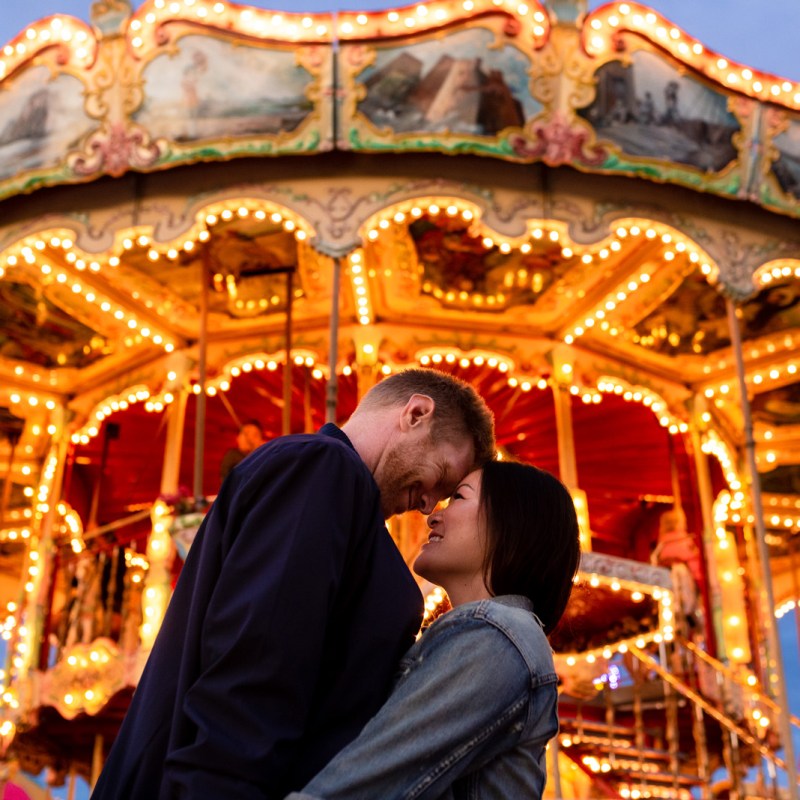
[286,615,541,800]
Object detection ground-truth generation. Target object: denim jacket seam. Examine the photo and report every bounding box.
[471,605,558,689]
[405,692,528,800]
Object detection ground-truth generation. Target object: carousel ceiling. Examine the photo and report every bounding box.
[0,0,800,600]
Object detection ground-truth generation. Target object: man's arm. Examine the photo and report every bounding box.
[164,441,374,798]
[285,616,552,800]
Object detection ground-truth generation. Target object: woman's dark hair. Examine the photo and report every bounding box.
[479,460,580,635]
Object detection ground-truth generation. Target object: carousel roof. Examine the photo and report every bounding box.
[0,0,799,595]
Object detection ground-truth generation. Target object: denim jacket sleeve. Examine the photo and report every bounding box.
[285,602,557,800]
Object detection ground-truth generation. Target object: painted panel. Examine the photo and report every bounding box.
[771,119,800,202]
[0,67,93,182]
[134,35,323,151]
[578,50,740,175]
[339,22,540,155]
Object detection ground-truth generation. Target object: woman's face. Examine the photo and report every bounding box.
[413,469,490,602]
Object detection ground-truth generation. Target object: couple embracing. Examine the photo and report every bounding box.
[93,369,579,800]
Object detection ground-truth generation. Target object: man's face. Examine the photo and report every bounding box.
[374,426,475,520]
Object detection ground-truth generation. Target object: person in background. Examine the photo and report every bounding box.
[288,459,581,800]
[219,419,266,483]
[92,368,495,800]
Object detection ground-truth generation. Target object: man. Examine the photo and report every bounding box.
[219,419,266,483]
[92,368,494,800]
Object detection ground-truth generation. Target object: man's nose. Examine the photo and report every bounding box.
[418,493,437,515]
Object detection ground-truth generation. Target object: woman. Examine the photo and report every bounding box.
[287,459,581,800]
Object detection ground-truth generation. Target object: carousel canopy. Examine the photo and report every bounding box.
[0,0,798,596]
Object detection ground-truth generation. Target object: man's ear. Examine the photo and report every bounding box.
[398,394,435,432]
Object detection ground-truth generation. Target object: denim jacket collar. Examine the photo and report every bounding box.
[452,595,545,630]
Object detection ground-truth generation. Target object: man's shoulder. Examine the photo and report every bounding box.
[266,430,360,464]
[250,430,374,488]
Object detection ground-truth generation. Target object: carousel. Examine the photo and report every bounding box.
[0,0,799,796]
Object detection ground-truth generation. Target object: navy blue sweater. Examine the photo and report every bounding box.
[92,424,423,799]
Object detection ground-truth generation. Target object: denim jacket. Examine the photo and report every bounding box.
[286,595,559,800]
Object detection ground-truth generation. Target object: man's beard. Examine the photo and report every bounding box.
[377,437,432,519]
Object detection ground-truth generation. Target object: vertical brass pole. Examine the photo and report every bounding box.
[283,270,293,435]
[632,658,645,775]
[193,250,209,505]
[688,401,722,655]
[716,666,741,800]
[692,694,710,800]
[161,389,188,497]
[91,734,104,789]
[552,383,578,490]
[326,257,341,425]
[66,768,76,800]
[789,539,800,670]
[0,433,19,523]
[604,684,616,772]
[303,367,313,433]
[32,422,69,672]
[659,639,680,793]
[548,736,563,800]
[726,297,798,797]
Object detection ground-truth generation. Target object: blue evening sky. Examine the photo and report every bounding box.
[0,1,798,80]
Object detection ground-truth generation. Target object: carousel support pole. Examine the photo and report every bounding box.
[726,296,798,797]
[692,698,711,800]
[352,330,381,402]
[688,397,722,656]
[548,735,563,799]
[632,658,645,775]
[303,368,313,433]
[30,415,70,672]
[603,683,615,771]
[551,359,578,489]
[283,269,294,436]
[87,420,118,533]
[326,257,341,425]
[161,384,188,497]
[0,430,20,523]
[90,733,104,790]
[715,661,742,800]
[66,767,76,800]
[790,539,800,668]
[659,638,680,792]
[552,382,578,488]
[193,250,210,506]
[551,347,591,550]
[741,516,769,682]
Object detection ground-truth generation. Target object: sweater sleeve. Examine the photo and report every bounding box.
[164,440,376,799]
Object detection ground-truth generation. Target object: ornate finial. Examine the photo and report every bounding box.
[545,0,588,24]
[90,0,133,37]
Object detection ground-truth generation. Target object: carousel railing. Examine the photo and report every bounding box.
[679,635,800,731]
[15,501,186,723]
[557,632,798,800]
[628,642,793,796]
[45,508,154,667]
